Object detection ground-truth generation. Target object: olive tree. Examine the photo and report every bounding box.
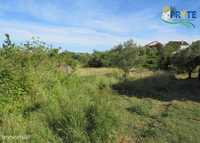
[113,40,139,80]
[171,40,200,79]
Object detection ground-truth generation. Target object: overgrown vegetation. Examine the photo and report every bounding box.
[0,34,200,143]
[86,39,200,80]
[0,34,120,143]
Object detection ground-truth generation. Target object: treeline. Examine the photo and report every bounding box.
[85,40,200,79]
[1,34,200,81]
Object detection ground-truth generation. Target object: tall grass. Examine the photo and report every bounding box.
[1,45,200,143]
[0,47,120,143]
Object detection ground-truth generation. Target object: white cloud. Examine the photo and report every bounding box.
[0,18,199,52]
[0,20,135,51]
[0,1,199,52]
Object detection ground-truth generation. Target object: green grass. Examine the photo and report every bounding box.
[1,67,200,143]
[0,66,121,143]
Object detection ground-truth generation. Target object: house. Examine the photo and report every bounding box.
[145,41,163,48]
[167,41,189,49]
[169,41,189,55]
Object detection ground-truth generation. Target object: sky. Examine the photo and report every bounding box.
[0,0,200,52]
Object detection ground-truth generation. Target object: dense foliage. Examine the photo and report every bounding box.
[86,40,161,80]
[171,41,200,79]
[86,40,200,79]
[0,34,120,143]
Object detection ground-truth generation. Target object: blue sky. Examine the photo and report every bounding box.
[0,0,200,52]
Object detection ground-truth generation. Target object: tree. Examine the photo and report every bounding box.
[3,33,13,48]
[189,40,200,80]
[87,51,103,67]
[171,40,200,79]
[1,34,17,58]
[160,41,182,70]
[143,47,160,69]
[113,40,139,80]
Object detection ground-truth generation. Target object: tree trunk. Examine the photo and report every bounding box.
[198,68,200,80]
[188,71,192,79]
[123,70,129,81]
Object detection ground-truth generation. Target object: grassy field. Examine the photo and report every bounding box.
[75,68,200,143]
[0,67,200,143]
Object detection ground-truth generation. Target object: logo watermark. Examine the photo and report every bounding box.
[0,135,31,141]
[161,6,197,28]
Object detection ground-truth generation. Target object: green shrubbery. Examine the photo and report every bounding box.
[0,34,120,143]
[85,40,200,80]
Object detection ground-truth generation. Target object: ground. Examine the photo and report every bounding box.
[76,68,200,143]
[0,67,200,143]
